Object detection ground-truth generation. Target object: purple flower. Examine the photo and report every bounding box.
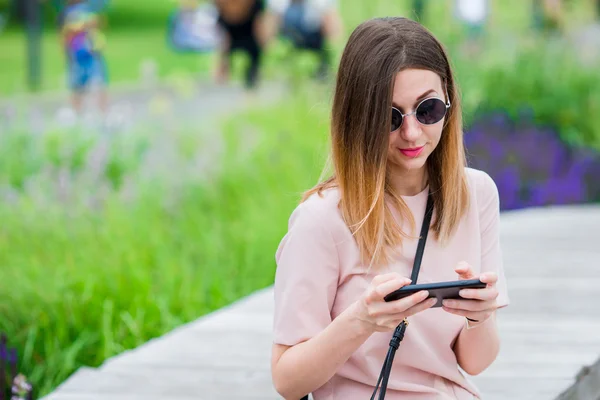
[465,111,600,210]
[528,176,587,206]
[494,166,522,210]
[0,333,6,360]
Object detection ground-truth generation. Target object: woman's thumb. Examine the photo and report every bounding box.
[455,261,475,279]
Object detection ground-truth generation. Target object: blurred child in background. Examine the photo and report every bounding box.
[59,0,109,114]
[213,0,268,90]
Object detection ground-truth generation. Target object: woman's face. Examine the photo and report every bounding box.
[387,68,446,176]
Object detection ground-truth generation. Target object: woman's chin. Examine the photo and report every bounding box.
[392,156,427,173]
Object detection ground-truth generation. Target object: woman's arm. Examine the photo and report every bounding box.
[213,22,231,84]
[272,273,437,399]
[452,312,500,375]
[442,263,501,376]
[271,303,371,399]
[255,10,279,47]
[444,171,509,375]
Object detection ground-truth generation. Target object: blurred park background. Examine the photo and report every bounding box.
[1,0,600,398]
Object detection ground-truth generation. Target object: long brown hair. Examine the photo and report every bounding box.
[303,17,469,268]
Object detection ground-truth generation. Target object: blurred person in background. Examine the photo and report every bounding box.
[59,0,109,115]
[213,0,268,91]
[168,0,220,53]
[264,0,343,81]
[454,0,489,55]
[532,0,565,33]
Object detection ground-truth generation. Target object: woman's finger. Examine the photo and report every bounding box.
[455,261,476,279]
[442,298,495,312]
[459,287,498,301]
[369,290,430,316]
[382,297,438,327]
[480,272,498,285]
[365,276,410,304]
[371,272,405,287]
[402,297,438,318]
[375,277,412,298]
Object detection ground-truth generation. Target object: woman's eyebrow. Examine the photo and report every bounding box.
[392,89,439,110]
[415,89,438,102]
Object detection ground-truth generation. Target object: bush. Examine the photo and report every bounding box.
[456,35,600,152]
[1,333,34,400]
[465,112,600,210]
[0,90,330,396]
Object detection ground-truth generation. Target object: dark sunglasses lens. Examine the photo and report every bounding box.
[416,98,447,125]
[391,108,403,132]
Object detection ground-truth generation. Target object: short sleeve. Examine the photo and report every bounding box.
[477,171,510,308]
[272,202,340,346]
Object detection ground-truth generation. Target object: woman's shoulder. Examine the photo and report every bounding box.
[464,167,500,211]
[286,187,346,235]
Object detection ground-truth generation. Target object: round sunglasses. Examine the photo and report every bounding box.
[391,97,451,132]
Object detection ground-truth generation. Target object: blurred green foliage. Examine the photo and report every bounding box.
[0,0,599,397]
[0,87,330,396]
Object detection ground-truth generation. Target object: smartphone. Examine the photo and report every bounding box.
[383,279,486,307]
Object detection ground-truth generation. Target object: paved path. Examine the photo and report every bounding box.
[42,204,600,400]
[0,79,288,137]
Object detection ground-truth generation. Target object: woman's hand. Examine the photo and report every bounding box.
[442,262,498,325]
[349,272,437,334]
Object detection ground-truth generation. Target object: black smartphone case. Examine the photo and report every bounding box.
[383,279,486,307]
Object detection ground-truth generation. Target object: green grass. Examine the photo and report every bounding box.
[1,0,600,397]
[0,86,332,396]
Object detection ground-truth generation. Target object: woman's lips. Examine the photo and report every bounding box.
[399,146,424,158]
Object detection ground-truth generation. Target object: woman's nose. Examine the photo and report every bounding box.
[400,113,422,142]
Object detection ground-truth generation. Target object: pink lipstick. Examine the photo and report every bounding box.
[399,146,424,158]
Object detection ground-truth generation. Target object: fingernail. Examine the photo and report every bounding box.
[460,290,470,297]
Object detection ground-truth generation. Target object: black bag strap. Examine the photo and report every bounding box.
[301,190,434,400]
[410,189,434,285]
[369,190,434,400]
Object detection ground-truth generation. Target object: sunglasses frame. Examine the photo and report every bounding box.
[391,94,452,132]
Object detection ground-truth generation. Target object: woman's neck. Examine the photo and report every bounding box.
[389,166,428,196]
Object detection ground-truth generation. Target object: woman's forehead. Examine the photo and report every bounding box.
[392,69,443,105]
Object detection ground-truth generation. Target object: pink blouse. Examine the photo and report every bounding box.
[272,168,510,399]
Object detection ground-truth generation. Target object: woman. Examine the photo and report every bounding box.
[214,0,267,89]
[271,17,509,400]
